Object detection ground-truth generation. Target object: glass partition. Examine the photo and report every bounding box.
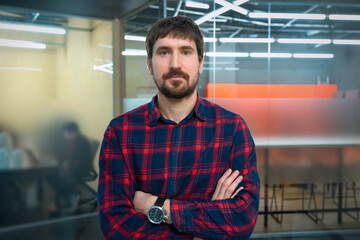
[0,10,112,239]
[123,0,360,238]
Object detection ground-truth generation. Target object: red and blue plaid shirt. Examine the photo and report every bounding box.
[98,95,260,240]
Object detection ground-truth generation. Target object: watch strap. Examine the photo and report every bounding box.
[154,197,166,207]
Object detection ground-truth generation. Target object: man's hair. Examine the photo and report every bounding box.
[146,16,204,62]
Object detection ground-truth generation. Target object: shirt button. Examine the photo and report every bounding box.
[171,152,176,156]
[169,182,174,186]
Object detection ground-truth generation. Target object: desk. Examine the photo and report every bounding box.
[255,137,360,227]
[0,165,59,211]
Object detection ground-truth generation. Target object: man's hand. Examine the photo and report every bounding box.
[134,168,243,240]
[212,168,243,201]
[194,169,243,240]
[133,191,173,224]
[133,191,157,215]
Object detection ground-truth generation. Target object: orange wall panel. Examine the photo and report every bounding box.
[205,83,338,98]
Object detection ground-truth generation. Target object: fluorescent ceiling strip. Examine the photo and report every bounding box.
[185,1,209,9]
[208,18,228,22]
[0,38,46,49]
[293,53,334,58]
[124,35,146,41]
[195,0,249,25]
[98,43,113,48]
[329,14,360,21]
[122,49,147,56]
[293,23,329,28]
[250,52,292,58]
[177,9,205,16]
[0,22,65,34]
[249,12,326,20]
[333,39,360,45]
[203,67,223,71]
[220,38,275,43]
[215,0,248,15]
[205,52,249,57]
[0,67,42,71]
[204,37,217,42]
[149,5,175,11]
[204,61,235,64]
[224,67,240,70]
[277,38,331,44]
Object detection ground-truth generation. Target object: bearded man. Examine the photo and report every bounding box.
[98,16,260,240]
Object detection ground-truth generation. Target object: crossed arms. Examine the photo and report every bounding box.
[98,122,260,240]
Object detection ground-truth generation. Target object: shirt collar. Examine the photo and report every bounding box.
[148,93,206,126]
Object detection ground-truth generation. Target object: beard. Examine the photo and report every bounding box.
[153,68,199,100]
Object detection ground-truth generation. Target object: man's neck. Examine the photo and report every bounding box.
[157,92,197,124]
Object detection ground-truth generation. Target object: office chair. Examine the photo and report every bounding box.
[75,139,99,211]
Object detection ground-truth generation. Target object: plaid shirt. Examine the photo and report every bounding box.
[98,95,260,240]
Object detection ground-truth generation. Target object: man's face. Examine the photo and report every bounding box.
[147,36,204,100]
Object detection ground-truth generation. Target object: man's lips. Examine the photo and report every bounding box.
[167,75,186,80]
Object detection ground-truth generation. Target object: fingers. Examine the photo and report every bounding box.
[225,175,243,199]
[212,169,244,201]
[231,186,244,199]
[212,168,232,201]
[217,170,240,200]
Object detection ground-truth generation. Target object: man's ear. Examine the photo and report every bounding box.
[147,58,154,75]
[198,57,204,74]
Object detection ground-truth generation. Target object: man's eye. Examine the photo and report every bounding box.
[160,51,168,55]
[183,51,191,55]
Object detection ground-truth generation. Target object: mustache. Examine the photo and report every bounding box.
[162,68,190,81]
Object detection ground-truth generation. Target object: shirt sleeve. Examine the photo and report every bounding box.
[97,121,168,240]
[170,120,260,240]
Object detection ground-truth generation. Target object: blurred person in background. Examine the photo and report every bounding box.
[49,121,91,215]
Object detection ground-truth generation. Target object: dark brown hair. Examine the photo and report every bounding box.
[146,16,204,62]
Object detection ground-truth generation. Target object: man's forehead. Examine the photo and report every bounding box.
[154,36,196,48]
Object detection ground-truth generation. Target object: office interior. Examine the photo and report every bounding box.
[0,0,360,239]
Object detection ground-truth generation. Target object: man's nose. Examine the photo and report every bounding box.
[170,53,181,69]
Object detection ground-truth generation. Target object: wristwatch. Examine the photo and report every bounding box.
[147,197,169,224]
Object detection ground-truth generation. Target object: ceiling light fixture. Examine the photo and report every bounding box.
[195,0,249,25]
[293,53,334,58]
[220,38,275,43]
[277,38,331,44]
[185,1,210,9]
[333,39,360,45]
[204,37,217,42]
[205,52,249,57]
[0,38,46,49]
[124,35,146,41]
[250,52,292,58]
[249,12,326,20]
[122,49,147,56]
[208,18,228,22]
[0,22,66,34]
[329,14,360,21]
[215,0,248,15]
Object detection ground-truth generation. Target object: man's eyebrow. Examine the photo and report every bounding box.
[155,45,195,52]
[155,46,171,52]
[179,46,195,51]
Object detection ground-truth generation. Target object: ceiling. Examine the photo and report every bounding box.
[124,0,360,40]
[0,0,359,41]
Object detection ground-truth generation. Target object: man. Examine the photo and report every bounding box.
[60,122,92,178]
[98,16,260,239]
[50,122,92,213]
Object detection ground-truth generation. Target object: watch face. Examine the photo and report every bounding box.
[148,206,164,224]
